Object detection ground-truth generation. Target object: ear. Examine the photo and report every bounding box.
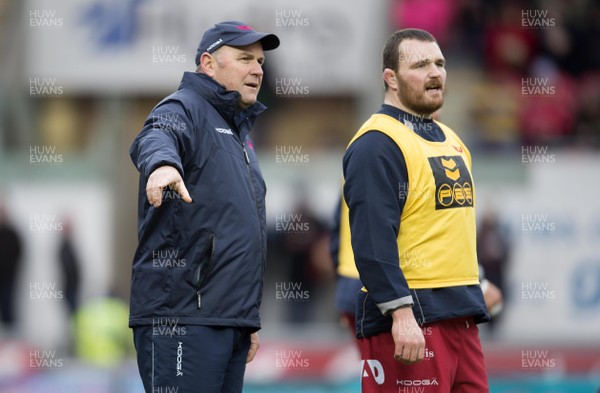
[383,68,398,91]
[199,52,217,77]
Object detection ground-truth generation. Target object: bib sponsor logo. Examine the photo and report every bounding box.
[427,155,474,210]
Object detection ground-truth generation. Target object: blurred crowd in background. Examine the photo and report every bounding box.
[404,0,600,149]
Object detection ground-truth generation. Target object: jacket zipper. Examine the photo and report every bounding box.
[194,233,215,309]
[240,140,267,272]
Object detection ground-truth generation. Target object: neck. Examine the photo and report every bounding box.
[383,91,432,119]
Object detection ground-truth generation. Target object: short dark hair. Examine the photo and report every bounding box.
[382,28,438,89]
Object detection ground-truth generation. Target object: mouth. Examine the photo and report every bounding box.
[425,82,442,93]
[245,82,259,90]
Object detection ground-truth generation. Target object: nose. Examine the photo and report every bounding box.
[251,60,264,77]
[428,63,442,78]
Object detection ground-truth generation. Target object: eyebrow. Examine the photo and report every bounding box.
[238,51,265,62]
[411,56,445,67]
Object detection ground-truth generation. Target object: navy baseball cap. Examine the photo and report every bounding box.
[195,21,280,65]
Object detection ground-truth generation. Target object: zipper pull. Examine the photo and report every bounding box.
[243,147,250,165]
[197,290,202,309]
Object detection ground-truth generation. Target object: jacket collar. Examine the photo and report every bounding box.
[178,72,267,139]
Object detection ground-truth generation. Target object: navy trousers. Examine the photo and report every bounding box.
[133,325,252,393]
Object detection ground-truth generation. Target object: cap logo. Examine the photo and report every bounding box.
[207,38,223,52]
[236,25,253,31]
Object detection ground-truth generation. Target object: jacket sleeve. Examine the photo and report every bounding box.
[343,131,413,315]
[129,99,193,178]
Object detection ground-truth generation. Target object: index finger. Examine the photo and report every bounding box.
[416,344,425,362]
[174,180,192,203]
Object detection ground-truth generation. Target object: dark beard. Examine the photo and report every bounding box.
[397,77,444,116]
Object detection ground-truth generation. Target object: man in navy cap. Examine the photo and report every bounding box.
[129,21,279,393]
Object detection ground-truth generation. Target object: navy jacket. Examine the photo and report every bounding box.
[129,72,267,331]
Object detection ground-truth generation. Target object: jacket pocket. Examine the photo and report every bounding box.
[192,232,215,308]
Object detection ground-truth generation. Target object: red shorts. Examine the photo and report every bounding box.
[359,318,489,393]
